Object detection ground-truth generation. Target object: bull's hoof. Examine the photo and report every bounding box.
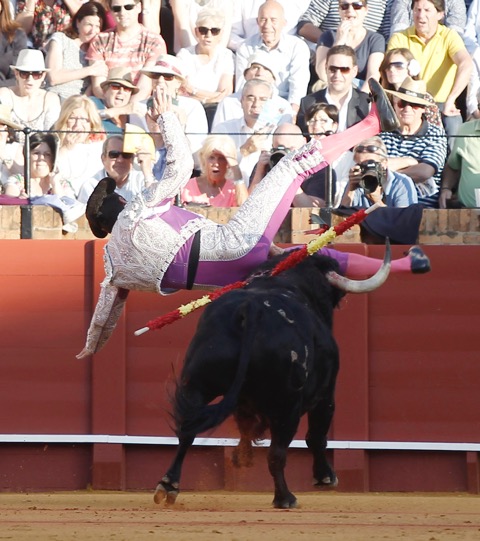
[272,493,297,509]
[153,476,179,505]
[313,473,339,488]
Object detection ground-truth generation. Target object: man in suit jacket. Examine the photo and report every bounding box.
[297,45,370,135]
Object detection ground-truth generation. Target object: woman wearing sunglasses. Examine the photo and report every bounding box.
[177,8,234,109]
[379,48,442,128]
[0,49,61,142]
[315,0,385,93]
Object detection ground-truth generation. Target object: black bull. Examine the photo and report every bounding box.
[155,248,390,509]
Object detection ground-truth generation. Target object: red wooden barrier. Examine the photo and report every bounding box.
[0,240,478,493]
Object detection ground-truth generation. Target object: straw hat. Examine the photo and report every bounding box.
[0,104,22,130]
[385,77,431,107]
[140,54,186,81]
[10,49,49,72]
[244,51,278,81]
[100,67,139,94]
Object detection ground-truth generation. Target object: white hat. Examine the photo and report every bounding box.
[10,49,49,72]
[140,54,186,81]
[244,51,278,81]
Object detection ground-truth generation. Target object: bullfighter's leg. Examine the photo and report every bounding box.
[154,434,195,505]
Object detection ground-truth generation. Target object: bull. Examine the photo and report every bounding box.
[154,244,391,509]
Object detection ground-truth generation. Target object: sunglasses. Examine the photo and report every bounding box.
[17,70,44,80]
[396,99,425,110]
[386,61,408,70]
[108,82,132,91]
[148,72,175,81]
[197,26,221,36]
[107,150,134,159]
[327,65,351,74]
[339,2,365,10]
[355,145,386,155]
[111,3,137,13]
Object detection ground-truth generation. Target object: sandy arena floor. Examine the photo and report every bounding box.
[1,491,479,541]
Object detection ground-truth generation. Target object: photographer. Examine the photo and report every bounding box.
[341,136,418,208]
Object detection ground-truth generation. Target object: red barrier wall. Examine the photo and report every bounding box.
[0,240,479,494]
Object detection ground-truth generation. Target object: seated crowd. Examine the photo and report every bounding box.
[1,0,480,235]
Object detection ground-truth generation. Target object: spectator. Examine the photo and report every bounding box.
[214,78,280,183]
[0,104,23,185]
[78,134,155,203]
[52,94,106,199]
[0,0,27,88]
[315,0,385,93]
[304,102,354,206]
[140,54,208,169]
[2,131,85,231]
[340,135,418,207]
[0,49,61,142]
[91,67,145,134]
[229,0,310,52]
[169,0,234,52]
[390,0,466,35]
[177,8,234,120]
[463,0,480,119]
[297,45,370,135]
[379,47,442,127]
[297,0,393,48]
[16,0,83,50]
[382,77,447,207]
[212,50,293,129]
[440,107,480,208]
[388,0,472,147]
[235,0,311,115]
[87,0,167,100]
[181,134,248,207]
[45,1,109,100]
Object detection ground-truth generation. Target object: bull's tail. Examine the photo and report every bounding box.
[175,302,260,438]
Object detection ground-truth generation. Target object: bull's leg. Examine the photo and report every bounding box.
[268,417,299,509]
[154,433,195,505]
[306,399,338,487]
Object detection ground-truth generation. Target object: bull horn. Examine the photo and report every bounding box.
[326,238,391,293]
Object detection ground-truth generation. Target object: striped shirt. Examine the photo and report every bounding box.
[87,26,166,83]
[298,0,393,41]
[380,120,447,204]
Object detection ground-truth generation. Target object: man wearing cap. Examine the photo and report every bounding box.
[90,67,145,134]
[388,0,472,145]
[77,80,410,358]
[340,136,418,207]
[235,0,310,114]
[381,76,447,207]
[211,51,293,128]
[87,0,167,100]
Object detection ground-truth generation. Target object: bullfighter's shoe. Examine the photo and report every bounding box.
[408,246,431,274]
[368,78,401,133]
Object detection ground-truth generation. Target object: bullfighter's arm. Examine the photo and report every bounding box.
[76,280,129,359]
[143,90,194,206]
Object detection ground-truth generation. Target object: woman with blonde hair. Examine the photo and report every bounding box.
[181,134,247,207]
[53,94,106,197]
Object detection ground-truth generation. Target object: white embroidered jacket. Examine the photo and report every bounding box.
[83,111,207,354]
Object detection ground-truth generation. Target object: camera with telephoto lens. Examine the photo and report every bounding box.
[268,145,288,169]
[358,159,386,194]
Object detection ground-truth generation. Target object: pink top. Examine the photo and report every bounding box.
[181,177,237,207]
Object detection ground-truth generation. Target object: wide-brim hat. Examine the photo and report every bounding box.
[10,49,49,72]
[100,67,139,94]
[0,104,22,130]
[244,51,278,81]
[385,76,431,106]
[140,54,186,81]
[86,177,117,238]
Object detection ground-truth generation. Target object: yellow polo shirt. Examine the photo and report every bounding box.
[387,24,466,103]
